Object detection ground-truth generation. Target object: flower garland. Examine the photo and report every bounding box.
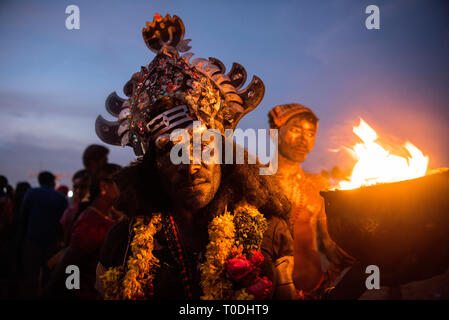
[101,213,162,300]
[233,205,268,256]
[200,204,271,300]
[101,204,272,300]
[199,209,236,299]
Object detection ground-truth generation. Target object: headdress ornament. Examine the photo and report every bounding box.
[96,14,265,156]
[268,103,319,129]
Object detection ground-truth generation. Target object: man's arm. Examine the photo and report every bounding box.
[316,199,357,284]
[262,216,297,299]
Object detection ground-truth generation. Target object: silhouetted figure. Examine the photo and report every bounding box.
[5,182,31,298]
[0,176,14,239]
[0,175,14,297]
[1,175,13,239]
[19,171,67,298]
[56,185,69,197]
[13,182,31,221]
[43,164,121,299]
[82,145,109,176]
[59,170,89,246]
[74,145,110,221]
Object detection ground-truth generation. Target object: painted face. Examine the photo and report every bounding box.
[278,116,317,163]
[154,133,221,211]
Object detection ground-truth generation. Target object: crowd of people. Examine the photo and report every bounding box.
[0,145,124,299]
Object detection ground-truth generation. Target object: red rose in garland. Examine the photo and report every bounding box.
[246,276,273,299]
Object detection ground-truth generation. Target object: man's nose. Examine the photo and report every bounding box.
[188,162,201,175]
[177,151,202,175]
[188,146,202,175]
[295,131,307,143]
[177,162,201,178]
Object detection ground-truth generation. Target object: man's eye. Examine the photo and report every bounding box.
[289,128,301,134]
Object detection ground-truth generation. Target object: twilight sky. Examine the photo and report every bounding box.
[1,0,448,188]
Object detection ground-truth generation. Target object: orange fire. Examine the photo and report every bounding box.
[337,119,429,190]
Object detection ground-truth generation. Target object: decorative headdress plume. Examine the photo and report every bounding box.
[96,14,265,156]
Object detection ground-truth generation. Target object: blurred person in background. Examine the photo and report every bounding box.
[43,170,91,287]
[0,175,14,297]
[4,182,31,298]
[12,182,32,224]
[43,163,122,299]
[82,144,109,177]
[0,175,14,242]
[0,175,14,245]
[72,145,110,219]
[56,185,69,197]
[18,171,68,298]
[55,145,110,244]
[59,169,89,246]
[42,146,111,293]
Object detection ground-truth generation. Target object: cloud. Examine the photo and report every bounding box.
[0,90,95,118]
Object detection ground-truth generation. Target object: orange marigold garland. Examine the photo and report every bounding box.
[101,213,162,300]
[101,205,272,299]
[200,208,236,299]
[200,204,271,300]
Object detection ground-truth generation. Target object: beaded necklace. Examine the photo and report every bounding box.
[162,215,193,299]
[284,172,305,226]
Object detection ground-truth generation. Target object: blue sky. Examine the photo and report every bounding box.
[1,0,448,187]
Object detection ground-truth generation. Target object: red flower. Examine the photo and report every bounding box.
[246,276,272,299]
[239,267,261,288]
[226,257,253,282]
[250,250,264,267]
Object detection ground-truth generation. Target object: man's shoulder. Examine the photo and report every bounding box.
[23,187,42,201]
[267,215,291,236]
[25,187,40,195]
[49,189,68,206]
[31,186,61,196]
[262,215,294,259]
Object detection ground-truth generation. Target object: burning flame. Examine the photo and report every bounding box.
[337,119,429,190]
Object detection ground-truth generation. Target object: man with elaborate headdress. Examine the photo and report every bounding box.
[94,14,296,300]
[268,103,355,299]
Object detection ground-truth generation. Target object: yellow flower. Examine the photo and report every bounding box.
[101,213,161,300]
[104,204,267,300]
